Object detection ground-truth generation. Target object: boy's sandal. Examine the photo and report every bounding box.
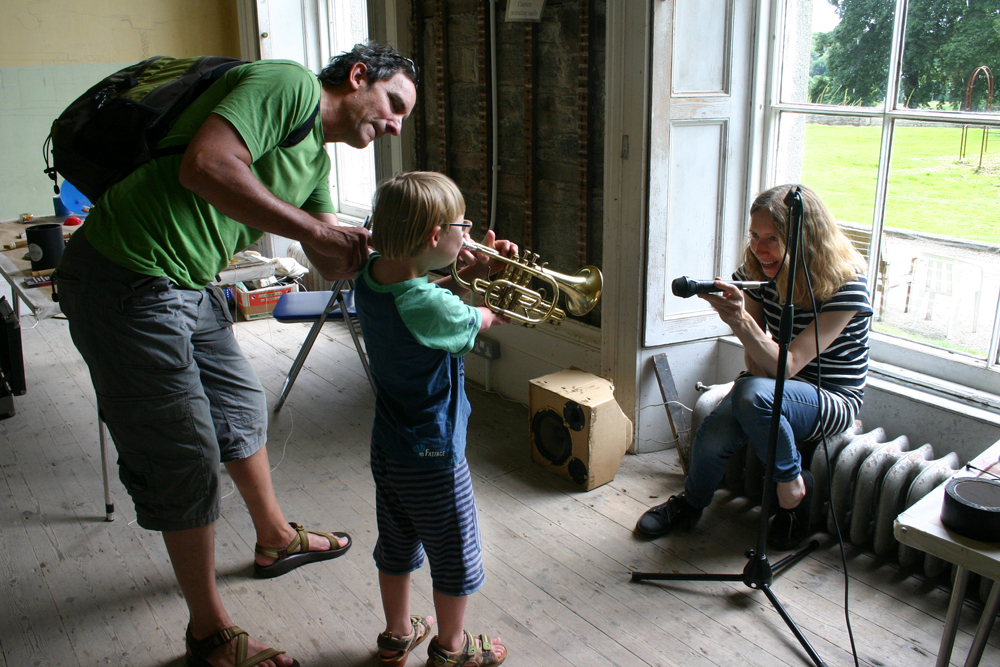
[253,522,352,579]
[185,625,299,667]
[376,615,435,667]
[426,631,506,667]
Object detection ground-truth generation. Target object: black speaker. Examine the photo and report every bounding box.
[529,369,632,490]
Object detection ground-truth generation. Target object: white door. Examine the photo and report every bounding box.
[644,0,758,346]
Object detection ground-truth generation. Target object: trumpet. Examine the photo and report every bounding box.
[450,239,603,326]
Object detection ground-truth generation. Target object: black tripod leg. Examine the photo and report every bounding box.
[631,571,743,583]
[759,584,828,667]
[770,540,819,578]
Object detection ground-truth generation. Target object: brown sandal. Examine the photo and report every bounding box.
[425,631,506,667]
[376,615,434,667]
[253,522,351,579]
[185,625,299,667]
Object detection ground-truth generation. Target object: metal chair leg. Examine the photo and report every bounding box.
[337,290,375,394]
[273,280,346,413]
[99,418,114,522]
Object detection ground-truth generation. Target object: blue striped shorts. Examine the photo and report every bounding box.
[370,443,485,597]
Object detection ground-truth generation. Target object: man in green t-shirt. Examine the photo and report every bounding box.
[56,43,417,667]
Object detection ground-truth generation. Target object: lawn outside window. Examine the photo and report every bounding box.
[762,0,1000,394]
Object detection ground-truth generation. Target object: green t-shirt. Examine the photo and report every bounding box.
[83,60,334,289]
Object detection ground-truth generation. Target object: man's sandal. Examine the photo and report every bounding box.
[185,625,299,667]
[253,522,351,579]
[376,615,434,667]
[425,631,506,667]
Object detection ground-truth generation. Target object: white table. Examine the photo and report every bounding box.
[894,439,1000,667]
[0,216,69,320]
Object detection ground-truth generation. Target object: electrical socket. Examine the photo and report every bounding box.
[471,337,501,360]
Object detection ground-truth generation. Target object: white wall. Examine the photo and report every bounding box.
[0,0,240,217]
[472,324,1000,467]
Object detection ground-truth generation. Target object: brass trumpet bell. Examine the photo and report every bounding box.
[450,240,603,326]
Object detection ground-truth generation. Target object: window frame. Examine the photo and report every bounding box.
[240,0,399,227]
[758,0,1000,394]
[325,0,379,223]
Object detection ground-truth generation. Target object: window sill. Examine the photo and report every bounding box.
[869,332,999,398]
[336,213,369,227]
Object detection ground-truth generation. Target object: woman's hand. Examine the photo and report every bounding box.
[697,278,749,329]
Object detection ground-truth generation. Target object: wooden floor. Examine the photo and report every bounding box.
[1,310,998,667]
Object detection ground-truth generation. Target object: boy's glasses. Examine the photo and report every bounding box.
[451,220,474,229]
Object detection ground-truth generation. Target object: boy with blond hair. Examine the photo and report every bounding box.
[354,171,512,667]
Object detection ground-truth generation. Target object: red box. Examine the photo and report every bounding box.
[235,283,298,320]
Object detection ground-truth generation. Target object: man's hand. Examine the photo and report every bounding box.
[299,212,371,280]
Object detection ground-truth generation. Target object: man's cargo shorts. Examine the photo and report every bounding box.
[57,232,268,531]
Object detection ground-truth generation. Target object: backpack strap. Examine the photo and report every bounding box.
[145,57,247,152]
[279,103,320,147]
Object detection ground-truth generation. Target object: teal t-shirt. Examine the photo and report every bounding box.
[83,60,334,289]
[354,255,482,468]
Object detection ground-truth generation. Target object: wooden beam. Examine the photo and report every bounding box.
[651,351,690,474]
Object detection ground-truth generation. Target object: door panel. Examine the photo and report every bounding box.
[645,0,755,346]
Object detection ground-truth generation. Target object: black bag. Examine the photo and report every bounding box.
[43,56,319,203]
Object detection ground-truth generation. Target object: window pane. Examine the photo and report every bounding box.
[898,1,1000,113]
[781,0,893,108]
[774,112,882,232]
[332,143,377,217]
[776,112,886,326]
[875,121,1000,358]
[328,0,374,218]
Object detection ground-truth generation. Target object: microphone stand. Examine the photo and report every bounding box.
[630,187,827,667]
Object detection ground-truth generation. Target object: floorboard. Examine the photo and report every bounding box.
[0,312,996,667]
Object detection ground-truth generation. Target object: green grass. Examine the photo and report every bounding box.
[801,124,1000,243]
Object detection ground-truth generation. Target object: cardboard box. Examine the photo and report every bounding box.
[528,368,633,491]
[235,283,298,320]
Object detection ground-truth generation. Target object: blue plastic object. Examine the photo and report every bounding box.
[272,290,357,323]
[59,180,92,215]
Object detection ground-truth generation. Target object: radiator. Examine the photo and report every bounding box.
[689,383,963,578]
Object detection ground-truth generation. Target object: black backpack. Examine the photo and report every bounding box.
[43,55,319,203]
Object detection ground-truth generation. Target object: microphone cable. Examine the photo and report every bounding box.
[799,223,861,667]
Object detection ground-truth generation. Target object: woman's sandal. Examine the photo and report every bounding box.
[376,615,434,667]
[253,522,352,579]
[425,631,506,667]
[185,625,299,667]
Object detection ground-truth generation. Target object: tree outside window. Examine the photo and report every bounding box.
[771,0,1000,369]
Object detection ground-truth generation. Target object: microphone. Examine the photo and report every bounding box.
[671,276,768,299]
[783,185,801,207]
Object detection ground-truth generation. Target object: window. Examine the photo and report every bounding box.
[248,0,377,223]
[326,0,377,221]
[765,0,1000,382]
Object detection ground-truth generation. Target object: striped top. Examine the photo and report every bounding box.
[733,266,873,440]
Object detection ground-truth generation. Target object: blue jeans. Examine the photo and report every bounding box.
[684,376,820,509]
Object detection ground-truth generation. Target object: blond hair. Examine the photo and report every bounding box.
[741,184,866,306]
[370,171,466,259]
